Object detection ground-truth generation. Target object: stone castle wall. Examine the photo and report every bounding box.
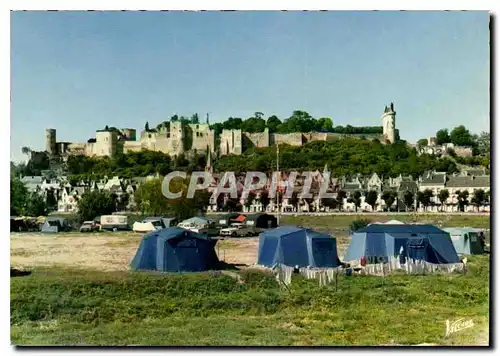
[243,128,270,149]
[273,132,304,146]
[46,104,397,158]
[219,129,243,155]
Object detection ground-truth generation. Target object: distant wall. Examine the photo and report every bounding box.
[220,129,243,155]
[244,128,270,149]
[188,123,215,152]
[273,132,304,146]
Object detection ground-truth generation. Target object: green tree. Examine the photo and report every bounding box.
[242,117,267,133]
[475,131,490,156]
[337,190,347,212]
[134,179,169,216]
[317,117,334,131]
[438,189,450,212]
[455,190,470,212]
[417,138,428,148]
[10,177,28,216]
[321,196,337,210]
[24,192,47,217]
[450,125,474,147]
[471,189,486,212]
[436,129,451,145]
[191,113,200,124]
[45,188,58,212]
[266,115,282,133]
[352,191,362,212]
[21,146,31,156]
[259,191,270,211]
[287,191,300,211]
[244,192,256,210]
[77,190,115,223]
[382,191,396,212]
[365,190,379,212]
[403,191,414,212]
[349,218,371,233]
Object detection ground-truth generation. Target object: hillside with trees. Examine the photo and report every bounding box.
[12,135,489,183]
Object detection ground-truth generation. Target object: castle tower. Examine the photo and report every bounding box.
[168,121,185,155]
[381,102,396,144]
[95,130,118,157]
[45,129,57,155]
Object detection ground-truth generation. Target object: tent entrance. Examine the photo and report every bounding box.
[172,238,201,272]
[406,238,428,261]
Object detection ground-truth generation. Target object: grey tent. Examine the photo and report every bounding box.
[344,224,460,264]
[41,217,71,233]
[443,227,485,255]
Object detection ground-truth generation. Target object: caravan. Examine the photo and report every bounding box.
[100,215,129,232]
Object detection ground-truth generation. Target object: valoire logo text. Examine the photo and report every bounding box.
[445,318,474,337]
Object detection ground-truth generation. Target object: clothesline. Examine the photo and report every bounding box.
[264,258,466,287]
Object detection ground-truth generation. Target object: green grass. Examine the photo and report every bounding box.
[11,255,490,346]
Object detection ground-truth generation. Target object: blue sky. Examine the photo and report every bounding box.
[11,11,490,162]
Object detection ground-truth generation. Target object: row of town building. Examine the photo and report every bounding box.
[19,166,490,214]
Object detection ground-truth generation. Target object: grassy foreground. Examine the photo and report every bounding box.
[11,255,489,346]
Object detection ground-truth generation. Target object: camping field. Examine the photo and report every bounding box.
[10,214,491,346]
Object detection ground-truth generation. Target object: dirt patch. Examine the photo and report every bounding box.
[216,238,260,266]
[10,233,141,271]
[10,233,266,271]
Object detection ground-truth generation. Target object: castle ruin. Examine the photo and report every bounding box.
[44,104,398,159]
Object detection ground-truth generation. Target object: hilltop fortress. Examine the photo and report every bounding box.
[44,103,397,159]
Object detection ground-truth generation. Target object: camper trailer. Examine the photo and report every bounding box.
[100,215,129,232]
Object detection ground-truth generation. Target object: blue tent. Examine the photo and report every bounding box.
[257,226,341,268]
[130,227,220,272]
[344,224,459,264]
[443,227,485,255]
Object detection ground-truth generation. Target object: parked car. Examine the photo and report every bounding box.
[220,223,257,237]
[178,217,219,237]
[79,221,100,232]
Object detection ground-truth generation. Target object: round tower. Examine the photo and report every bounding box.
[381,103,396,144]
[45,129,57,154]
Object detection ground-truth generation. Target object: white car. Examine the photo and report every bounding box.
[220,223,256,237]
